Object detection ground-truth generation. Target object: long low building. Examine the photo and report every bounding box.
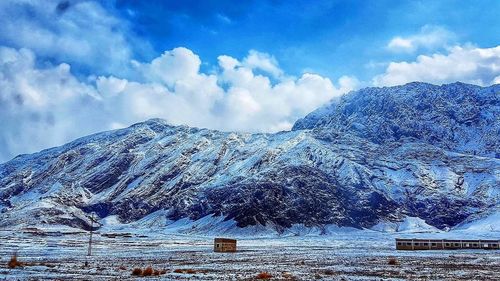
[396,238,500,250]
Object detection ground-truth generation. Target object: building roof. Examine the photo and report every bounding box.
[214,238,237,243]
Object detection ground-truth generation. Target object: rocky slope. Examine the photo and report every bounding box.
[0,82,498,233]
[294,82,500,158]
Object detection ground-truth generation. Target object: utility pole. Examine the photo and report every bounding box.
[87,212,96,256]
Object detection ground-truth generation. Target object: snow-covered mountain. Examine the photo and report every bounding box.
[294,82,500,158]
[0,82,498,233]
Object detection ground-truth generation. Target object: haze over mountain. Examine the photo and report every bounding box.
[0,82,498,234]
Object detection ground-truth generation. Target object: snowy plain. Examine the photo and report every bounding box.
[1,217,499,281]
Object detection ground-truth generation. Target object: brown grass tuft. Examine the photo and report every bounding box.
[186,269,196,274]
[174,269,184,273]
[142,266,153,276]
[153,269,160,276]
[388,257,399,265]
[8,255,22,269]
[160,269,168,274]
[131,268,142,276]
[256,272,273,279]
[119,265,127,270]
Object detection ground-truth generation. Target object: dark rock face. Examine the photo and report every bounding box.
[0,82,498,232]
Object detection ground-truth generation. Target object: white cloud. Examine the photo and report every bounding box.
[0,0,145,76]
[387,25,455,53]
[0,46,357,162]
[0,47,101,161]
[373,45,500,86]
[136,48,203,87]
[242,50,284,79]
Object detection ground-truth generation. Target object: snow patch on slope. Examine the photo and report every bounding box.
[372,217,440,233]
[455,211,500,232]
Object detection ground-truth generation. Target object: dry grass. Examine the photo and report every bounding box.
[131,268,142,276]
[172,268,197,274]
[388,257,399,265]
[131,266,167,277]
[256,272,273,279]
[142,266,153,276]
[7,255,23,269]
[118,266,127,270]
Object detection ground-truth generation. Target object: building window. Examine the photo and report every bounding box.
[216,244,220,248]
[397,242,402,245]
[454,243,460,247]
[431,243,437,246]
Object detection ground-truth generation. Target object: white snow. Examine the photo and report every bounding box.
[455,211,500,232]
[396,216,440,233]
[371,217,440,233]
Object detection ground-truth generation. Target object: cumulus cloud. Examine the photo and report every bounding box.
[0,46,357,162]
[242,50,284,79]
[0,47,102,161]
[387,25,455,53]
[373,45,500,86]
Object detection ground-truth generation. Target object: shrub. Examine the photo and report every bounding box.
[323,269,335,275]
[256,272,272,279]
[8,255,22,269]
[186,269,196,274]
[160,269,168,274]
[131,268,142,276]
[388,257,398,265]
[153,269,160,276]
[142,266,153,276]
[119,266,127,270]
[174,269,184,273]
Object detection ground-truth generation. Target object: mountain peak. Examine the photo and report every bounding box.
[293,82,499,158]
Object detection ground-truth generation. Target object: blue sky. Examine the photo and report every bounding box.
[111,0,500,80]
[0,0,499,162]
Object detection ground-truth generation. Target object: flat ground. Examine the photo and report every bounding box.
[0,228,499,280]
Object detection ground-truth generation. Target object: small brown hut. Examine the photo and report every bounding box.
[214,238,237,252]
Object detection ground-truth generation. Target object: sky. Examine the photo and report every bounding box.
[0,0,499,162]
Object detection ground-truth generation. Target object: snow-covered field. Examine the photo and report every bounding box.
[1,226,499,280]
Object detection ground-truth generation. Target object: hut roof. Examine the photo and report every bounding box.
[214,238,237,243]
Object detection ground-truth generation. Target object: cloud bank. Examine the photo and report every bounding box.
[374,45,500,86]
[2,43,500,162]
[0,46,356,162]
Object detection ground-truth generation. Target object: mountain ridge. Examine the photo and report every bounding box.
[0,82,498,234]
